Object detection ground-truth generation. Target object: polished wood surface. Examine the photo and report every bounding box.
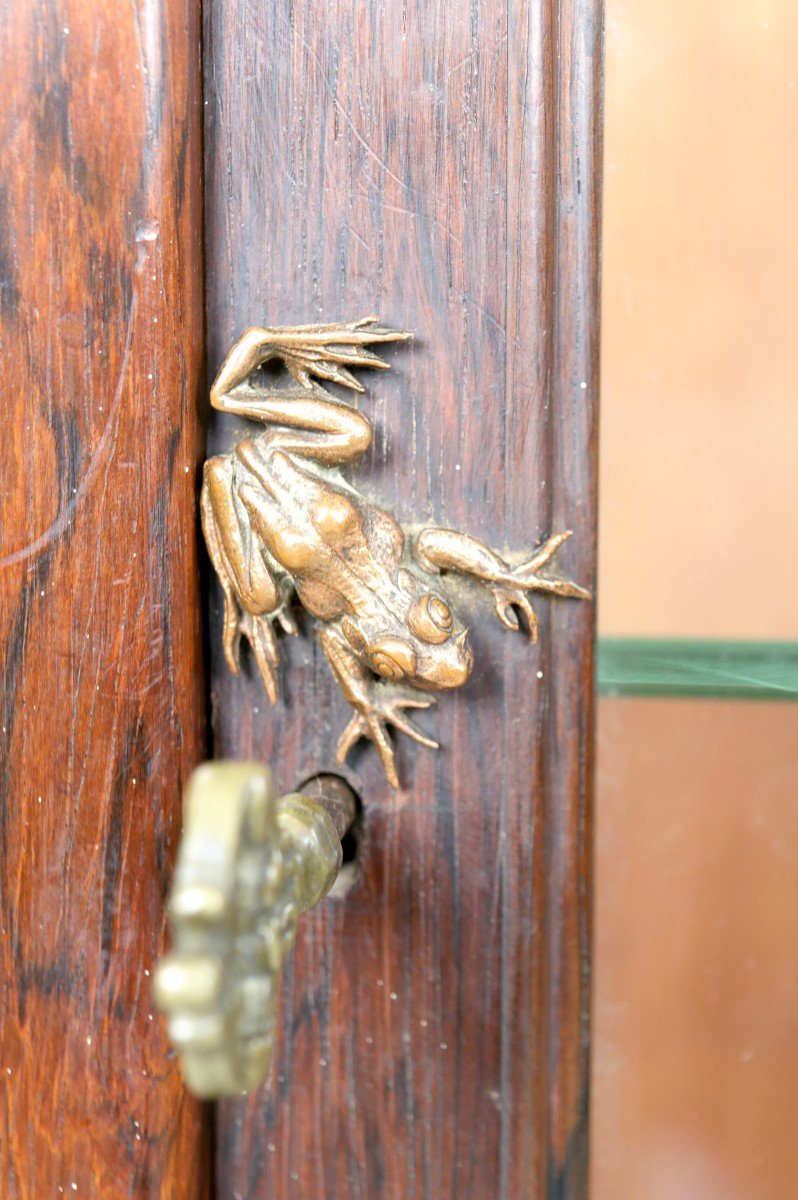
[0,2,209,1195]
[203,2,601,1197]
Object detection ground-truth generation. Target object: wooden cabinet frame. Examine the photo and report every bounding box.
[0,2,601,1197]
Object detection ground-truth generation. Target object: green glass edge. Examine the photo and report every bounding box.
[597,639,798,700]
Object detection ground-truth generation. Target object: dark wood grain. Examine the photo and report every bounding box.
[0,2,209,1195]
[204,1,601,1197]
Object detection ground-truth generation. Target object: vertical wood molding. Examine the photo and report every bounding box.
[0,1,209,1195]
[203,1,602,1196]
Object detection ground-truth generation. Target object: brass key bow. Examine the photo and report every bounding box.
[154,763,354,1098]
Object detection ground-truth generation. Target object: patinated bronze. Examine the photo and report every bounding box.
[201,319,590,786]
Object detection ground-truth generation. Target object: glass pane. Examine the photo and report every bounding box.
[595,3,798,1196]
[592,698,798,1200]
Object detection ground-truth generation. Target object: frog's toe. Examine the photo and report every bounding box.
[335,712,399,788]
[335,712,368,764]
[395,692,437,711]
[240,612,280,703]
[367,715,401,788]
[490,586,540,643]
[275,607,299,637]
[383,691,439,748]
[388,710,439,750]
[376,742,400,789]
[222,595,243,674]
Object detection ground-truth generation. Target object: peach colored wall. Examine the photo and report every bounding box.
[599,0,798,637]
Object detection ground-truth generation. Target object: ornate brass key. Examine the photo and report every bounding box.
[154,763,355,1098]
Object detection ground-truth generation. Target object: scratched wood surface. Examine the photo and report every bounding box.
[0,2,209,1195]
[204,1,601,1197]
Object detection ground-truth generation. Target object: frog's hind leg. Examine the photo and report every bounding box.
[209,318,412,467]
[222,391,373,467]
[201,456,289,703]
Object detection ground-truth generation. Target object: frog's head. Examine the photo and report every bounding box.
[341,581,474,690]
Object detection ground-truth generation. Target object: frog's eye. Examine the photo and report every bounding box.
[368,636,417,681]
[408,593,454,644]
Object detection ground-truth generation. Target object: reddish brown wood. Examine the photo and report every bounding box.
[0,2,209,1195]
[203,2,601,1198]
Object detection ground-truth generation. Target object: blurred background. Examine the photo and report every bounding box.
[593,1,798,1197]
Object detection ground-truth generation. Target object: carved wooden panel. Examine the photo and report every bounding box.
[204,2,601,1197]
[0,1,209,1195]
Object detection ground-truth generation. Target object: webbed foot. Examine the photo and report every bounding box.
[210,317,411,410]
[336,692,438,789]
[415,526,590,642]
[318,626,437,788]
[271,317,412,393]
[487,532,591,643]
[222,606,281,704]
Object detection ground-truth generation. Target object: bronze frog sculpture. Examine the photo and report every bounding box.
[201,319,589,786]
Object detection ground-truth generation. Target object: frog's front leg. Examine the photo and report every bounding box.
[414,528,590,643]
[318,626,438,788]
[201,457,295,703]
